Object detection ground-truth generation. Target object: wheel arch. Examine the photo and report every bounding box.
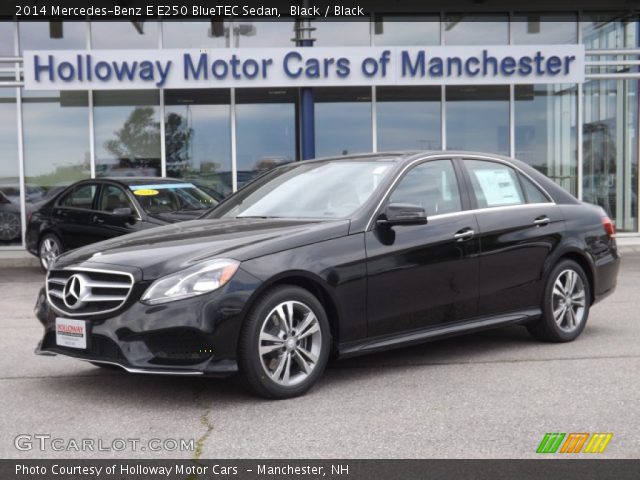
[240,270,342,349]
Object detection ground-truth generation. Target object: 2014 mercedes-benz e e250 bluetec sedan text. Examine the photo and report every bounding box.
[34,152,620,398]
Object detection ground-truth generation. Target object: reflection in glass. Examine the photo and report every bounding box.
[582,12,638,49]
[94,91,161,177]
[373,15,440,45]
[162,21,229,48]
[236,89,296,187]
[584,80,638,232]
[91,21,159,49]
[511,14,577,44]
[444,14,508,45]
[377,87,441,151]
[19,22,86,52]
[0,88,22,245]
[0,21,15,56]
[446,86,509,155]
[231,21,295,47]
[315,87,371,157]
[515,84,578,195]
[164,89,232,198]
[313,20,371,46]
[22,91,90,202]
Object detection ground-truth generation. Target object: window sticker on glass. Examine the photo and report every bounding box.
[473,169,522,206]
[132,189,159,196]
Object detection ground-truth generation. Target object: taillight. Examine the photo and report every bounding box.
[602,216,616,238]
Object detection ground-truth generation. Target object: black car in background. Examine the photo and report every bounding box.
[34,152,620,398]
[26,177,218,270]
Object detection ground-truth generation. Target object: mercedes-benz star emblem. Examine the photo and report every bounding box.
[63,274,87,310]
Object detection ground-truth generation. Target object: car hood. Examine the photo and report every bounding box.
[55,217,351,279]
[146,210,206,224]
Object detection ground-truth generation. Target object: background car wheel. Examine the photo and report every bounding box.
[39,233,63,271]
[0,211,21,242]
[527,259,591,342]
[238,286,331,399]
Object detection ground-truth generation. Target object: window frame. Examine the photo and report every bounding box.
[55,182,101,212]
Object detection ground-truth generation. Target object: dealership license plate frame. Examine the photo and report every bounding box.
[55,317,89,350]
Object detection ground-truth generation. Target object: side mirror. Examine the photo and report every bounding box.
[377,203,427,227]
[112,207,132,217]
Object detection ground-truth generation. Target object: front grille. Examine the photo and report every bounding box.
[42,331,126,362]
[46,268,134,316]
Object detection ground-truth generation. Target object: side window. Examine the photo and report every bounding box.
[389,160,462,216]
[520,174,550,204]
[464,160,525,208]
[99,185,134,213]
[58,184,98,209]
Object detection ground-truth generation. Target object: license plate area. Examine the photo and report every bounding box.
[55,318,88,350]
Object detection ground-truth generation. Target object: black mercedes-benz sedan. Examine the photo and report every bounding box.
[34,152,620,398]
[25,177,218,270]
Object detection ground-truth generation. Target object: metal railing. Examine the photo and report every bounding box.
[585,48,640,80]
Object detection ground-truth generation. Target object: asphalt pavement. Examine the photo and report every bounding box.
[1,256,638,459]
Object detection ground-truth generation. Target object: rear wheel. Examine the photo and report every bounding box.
[238,286,331,399]
[527,259,591,342]
[0,211,20,242]
[39,233,63,271]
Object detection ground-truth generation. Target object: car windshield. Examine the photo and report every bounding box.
[210,160,395,220]
[128,182,217,214]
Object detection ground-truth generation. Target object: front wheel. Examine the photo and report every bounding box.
[237,286,331,399]
[527,259,591,342]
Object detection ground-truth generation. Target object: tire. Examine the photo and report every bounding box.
[237,286,331,399]
[527,259,591,342]
[0,211,21,242]
[39,233,63,271]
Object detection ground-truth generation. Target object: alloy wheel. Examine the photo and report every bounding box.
[258,300,322,387]
[551,269,587,333]
[0,212,20,241]
[40,237,60,270]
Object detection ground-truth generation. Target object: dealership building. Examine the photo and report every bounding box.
[1,6,639,251]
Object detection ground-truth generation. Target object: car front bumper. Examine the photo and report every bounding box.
[34,267,262,376]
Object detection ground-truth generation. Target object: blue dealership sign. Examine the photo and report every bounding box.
[23,45,584,90]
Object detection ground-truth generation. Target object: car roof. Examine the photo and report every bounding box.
[98,177,195,186]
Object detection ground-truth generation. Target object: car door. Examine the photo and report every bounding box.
[459,158,564,316]
[365,158,480,338]
[90,183,143,242]
[51,183,99,249]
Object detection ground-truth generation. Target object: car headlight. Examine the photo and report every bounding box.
[141,258,240,305]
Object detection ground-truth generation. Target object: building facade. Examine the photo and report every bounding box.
[0,13,639,251]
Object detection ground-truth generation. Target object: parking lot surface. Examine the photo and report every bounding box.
[1,256,638,459]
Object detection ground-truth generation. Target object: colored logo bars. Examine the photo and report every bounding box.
[536,433,613,454]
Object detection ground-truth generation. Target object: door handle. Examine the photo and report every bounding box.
[533,215,550,227]
[453,228,475,242]
[92,215,104,224]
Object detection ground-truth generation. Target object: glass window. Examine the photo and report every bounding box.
[236,88,297,187]
[58,184,97,209]
[129,183,217,214]
[212,160,395,220]
[99,185,133,213]
[390,160,461,216]
[315,87,372,157]
[515,84,577,194]
[377,87,441,151]
[584,79,638,232]
[314,20,371,46]
[444,14,508,45]
[446,86,509,155]
[22,91,90,198]
[512,13,577,44]
[0,87,21,245]
[520,174,550,204]
[91,21,159,49]
[162,21,230,48]
[0,21,15,56]
[19,22,86,52]
[465,160,525,208]
[93,90,161,178]
[582,12,639,49]
[165,89,232,198]
[373,15,440,45]
[231,21,295,47]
